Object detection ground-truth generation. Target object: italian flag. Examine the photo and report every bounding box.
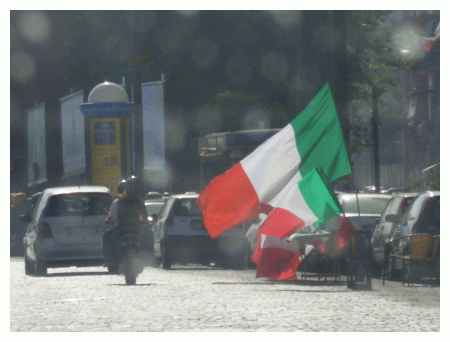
[198,83,351,238]
[251,169,343,280]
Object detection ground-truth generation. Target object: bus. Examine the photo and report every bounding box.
[198,128,280,188]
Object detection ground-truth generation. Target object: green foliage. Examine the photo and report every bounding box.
[342,11,409,153]
[346,12,398,95]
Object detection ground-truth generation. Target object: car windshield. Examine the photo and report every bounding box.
[173,198,201,217]
[339,195,390,215]
[145,201,165,216]
[44,193,112,217]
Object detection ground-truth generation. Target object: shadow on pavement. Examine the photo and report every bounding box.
[272,289,351,293]
[164,266,225,271]
[291,279,348,286]
[108,283,156,287]
[213,279,348,286]
[46,271,110,277]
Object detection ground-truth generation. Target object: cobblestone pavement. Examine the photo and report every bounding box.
[10,257,439,332]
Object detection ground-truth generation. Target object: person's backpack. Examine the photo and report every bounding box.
[117,199,144,227]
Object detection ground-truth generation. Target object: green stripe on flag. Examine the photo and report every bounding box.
[298,169,343,227]
[290,83,352,182]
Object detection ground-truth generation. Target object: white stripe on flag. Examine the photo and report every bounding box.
[241,124,302,202]
[260,234,299,253]
[268,172,318,227]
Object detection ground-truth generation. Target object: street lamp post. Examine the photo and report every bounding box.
[371,86,381,192]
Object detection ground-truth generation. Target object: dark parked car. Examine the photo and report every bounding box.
[22,186,113,276]
[388,191,440,277]
[371,193,418,269]
[153,192,249,269]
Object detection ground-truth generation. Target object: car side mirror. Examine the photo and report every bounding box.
[385,214,399,224]
[20,213,31,222]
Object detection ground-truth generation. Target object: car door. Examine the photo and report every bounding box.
[371,198,396,263]
[406,195,425,236]
[23,193,44,260]
[153,198,174,257]
[80,193,112,256]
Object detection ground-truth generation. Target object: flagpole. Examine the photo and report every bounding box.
[355,187,361,218]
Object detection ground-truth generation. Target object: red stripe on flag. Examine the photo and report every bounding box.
[256,246,300,281]
[260,207,305,238]
[252,207,305,267]
[335,216,354,251]
[198,163,260,238]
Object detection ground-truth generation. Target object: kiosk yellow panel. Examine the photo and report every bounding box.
[90,118,122,192]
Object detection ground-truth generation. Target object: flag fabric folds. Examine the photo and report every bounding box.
[251,169,343,280]
[335,216,354,251]
[198,83,351,238]
[254,234,300,281]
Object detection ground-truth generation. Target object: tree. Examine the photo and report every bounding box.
[343,11,402,190]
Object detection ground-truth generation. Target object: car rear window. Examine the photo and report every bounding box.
[44,193,112,217]
[415,196,440,234]
[145,201,165,216]
[339,196,390,215]
[172,198,201,217]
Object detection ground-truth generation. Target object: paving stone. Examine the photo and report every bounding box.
[10,257,439,331]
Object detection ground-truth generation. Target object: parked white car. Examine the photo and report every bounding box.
[22,186,113,276]
[153,192,249,269]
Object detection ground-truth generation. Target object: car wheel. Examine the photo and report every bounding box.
[107,264,119,274]
[368,252,381,276]
[387,255,400,280]
[125,273,136,285]
[229,251,249,270]
[161,241,172,270]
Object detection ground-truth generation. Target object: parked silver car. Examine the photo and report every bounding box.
[371,193,418,268]
[22,186,113,276]
[153,192,249,269]
[337,192,392,234]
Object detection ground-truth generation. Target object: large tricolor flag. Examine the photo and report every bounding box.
[198,83,351,238]
[252,169,343,280]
